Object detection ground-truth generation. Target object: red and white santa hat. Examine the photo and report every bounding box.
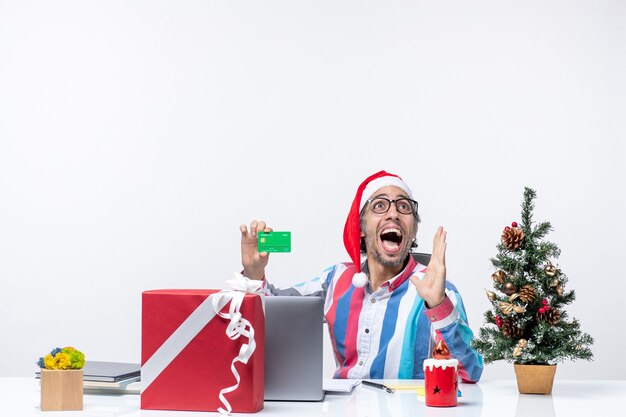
[343,170,413,288]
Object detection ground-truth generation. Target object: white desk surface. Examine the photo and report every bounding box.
[2,377,625,417]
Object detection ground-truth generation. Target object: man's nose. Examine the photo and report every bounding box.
[386,202,400,218]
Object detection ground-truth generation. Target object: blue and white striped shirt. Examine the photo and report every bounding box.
[262,256,483,381]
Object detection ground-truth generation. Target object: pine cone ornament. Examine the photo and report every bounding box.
[501,226,524,250]
[500,318,524,339]
[536,308,561,325]
[518,285,536,303]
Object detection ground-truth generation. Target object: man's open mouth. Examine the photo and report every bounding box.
[379,227,403,253]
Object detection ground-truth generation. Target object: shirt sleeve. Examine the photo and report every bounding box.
[246,265,337,299]
[423,286,484,383]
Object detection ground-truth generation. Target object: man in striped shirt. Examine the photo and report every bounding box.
[240,171,483,382]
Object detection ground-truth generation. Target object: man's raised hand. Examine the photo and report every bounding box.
[240,220,272,281]
[410,226,447,307]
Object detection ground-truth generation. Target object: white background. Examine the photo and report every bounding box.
[1,0,624,380]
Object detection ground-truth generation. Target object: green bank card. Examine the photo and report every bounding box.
[258,231,291,253]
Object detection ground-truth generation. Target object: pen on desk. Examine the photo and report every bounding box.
[361,380,395,394]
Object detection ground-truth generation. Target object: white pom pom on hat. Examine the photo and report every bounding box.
[343,170,413,288]
[352,272,368,288]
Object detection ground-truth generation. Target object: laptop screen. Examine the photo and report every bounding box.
[264,296,325,401]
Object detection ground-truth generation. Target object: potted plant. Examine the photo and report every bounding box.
[471,188,593,394]
[37,346,85,410]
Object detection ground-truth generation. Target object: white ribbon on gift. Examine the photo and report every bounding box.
[141,273,264,415]
[211,273,264,414]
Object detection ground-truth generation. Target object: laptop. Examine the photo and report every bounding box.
[264,296,325,401]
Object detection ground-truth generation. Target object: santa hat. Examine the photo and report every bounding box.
[343,170,413,288]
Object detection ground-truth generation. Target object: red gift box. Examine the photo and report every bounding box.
[141,289,264,413]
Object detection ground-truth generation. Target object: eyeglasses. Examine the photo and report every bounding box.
[366,197,418,215]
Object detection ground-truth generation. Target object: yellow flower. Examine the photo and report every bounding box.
[39,346,86,370]
[43,354,55,370]
[54,353,72,370]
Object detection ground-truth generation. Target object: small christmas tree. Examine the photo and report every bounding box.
[472,187,593,365]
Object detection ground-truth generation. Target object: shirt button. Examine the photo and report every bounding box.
[358,361,364,366]
[371,299,376,304]
[431,315,437,321]
[365,329,370,334]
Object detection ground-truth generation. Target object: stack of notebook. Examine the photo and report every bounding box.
[36,361,141,394]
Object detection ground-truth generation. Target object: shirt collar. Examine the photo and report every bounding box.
[362,255,417,293]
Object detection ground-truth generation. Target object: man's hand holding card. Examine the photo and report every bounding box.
[240,221,291,281]
[240,220,271,280]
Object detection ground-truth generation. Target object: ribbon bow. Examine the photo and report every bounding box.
[224,272,264,293]
[211,273,264,414]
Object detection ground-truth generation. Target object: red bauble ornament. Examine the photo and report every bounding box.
[542,298,549,306]
[495,316,503,328]
[511,222,518,227]
[505,226,511,230]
